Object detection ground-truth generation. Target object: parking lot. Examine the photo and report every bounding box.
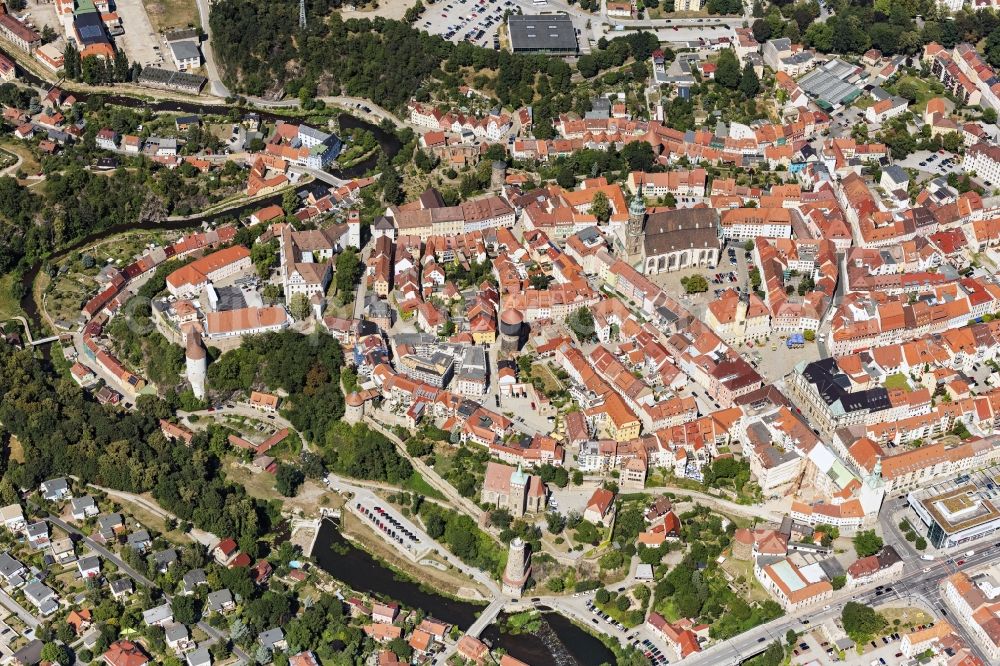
[583,596,673,665]
[825,105,867,140]
[350,494,431,561]
[895,149,974,184]
[115,0,166,70]
[420,0,514,48]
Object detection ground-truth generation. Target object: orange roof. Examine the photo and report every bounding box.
[103,641,149,666]
[587,488,615,517]
[166,246,250,290]
[408,629,432,652]
[457,635,489,662]
[249,391,279,408]
[206,306,287,336]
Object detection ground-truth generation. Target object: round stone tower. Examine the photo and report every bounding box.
[499,308,524,354]
[502,537,531,597]
[345,392,365,424]
[185,328,207,401]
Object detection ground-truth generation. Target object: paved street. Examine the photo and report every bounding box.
[676,546,1000,666]
[0,588,38,631]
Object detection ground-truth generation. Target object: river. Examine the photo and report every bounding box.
[311,520,617,666]
[15,107,399,334]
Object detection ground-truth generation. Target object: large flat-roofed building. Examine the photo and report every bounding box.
[507,14,578,55]
[908,472,1000,549]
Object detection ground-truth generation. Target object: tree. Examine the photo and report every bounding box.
[853,530,884,557]
[786,629,797,646]
[275,464,304,497]
[739,64,761,98]
[334,248,361,297]
[590,191,611,224]
[172,596,200,625]
[577,54,599,78]
[289,293,311,321]
[567,307,596,342]
[41,643,69,665]
[752,19,772,42]
[64,41,81,80]
[282,189,298,215]
[378,153,403,205]
[682,274,709,294]
[595,588,611,604]
[546,512,566,534]
[832,575,847,590]
[715,49,740,89]
[897,81,918,102]
[841,602,888,641]
[914,537,927,551]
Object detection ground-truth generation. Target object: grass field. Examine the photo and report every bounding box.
[0,272,23,320]
[405,470,445,499]
[887,76,946,112]
[883,373,911,391]
[142,0,200,32]
[0,138,39,178]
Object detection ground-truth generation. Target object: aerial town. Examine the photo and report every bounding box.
[4,0,1000,665]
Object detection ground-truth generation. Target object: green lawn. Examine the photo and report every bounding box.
[0,272,23,321]
[405,470,445,500]
[887,76,945,112]
[884,373,911,392]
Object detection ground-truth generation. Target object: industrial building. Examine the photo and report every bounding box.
[507,13,578,55]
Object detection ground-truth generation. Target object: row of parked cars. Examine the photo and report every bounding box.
[357,503,419,546]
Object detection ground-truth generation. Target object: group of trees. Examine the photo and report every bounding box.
[653,518,784,640]
[418,501,501,573]
[576,32,660,80]
[207,330,346,442]
[0,343,277,556]
[714,49,761,99]
[210,6,570,122]
[63,43,138,85]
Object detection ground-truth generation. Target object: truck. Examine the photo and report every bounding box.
[966,549,976,557]
[920,554,935,561]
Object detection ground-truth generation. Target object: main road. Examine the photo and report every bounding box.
[676,546,1000,666]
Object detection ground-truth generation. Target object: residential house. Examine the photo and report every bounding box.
[70,496,98,520]
[40,477,70,501]
[103,640,150,666]
[77,555,101,579]
[142,603,174,627]
[584,488,617,528]
[182,568,208,594]
[206,589,236,614]
[0,504,25,532]
[258,628,287,653]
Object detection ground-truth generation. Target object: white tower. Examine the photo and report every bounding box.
[502,538,530,597]
[347,209,361,249]
[185,328,207,401]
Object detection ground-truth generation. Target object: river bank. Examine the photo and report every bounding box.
[311,519,617,665]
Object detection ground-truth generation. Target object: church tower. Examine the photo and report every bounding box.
[626,196,646,263]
